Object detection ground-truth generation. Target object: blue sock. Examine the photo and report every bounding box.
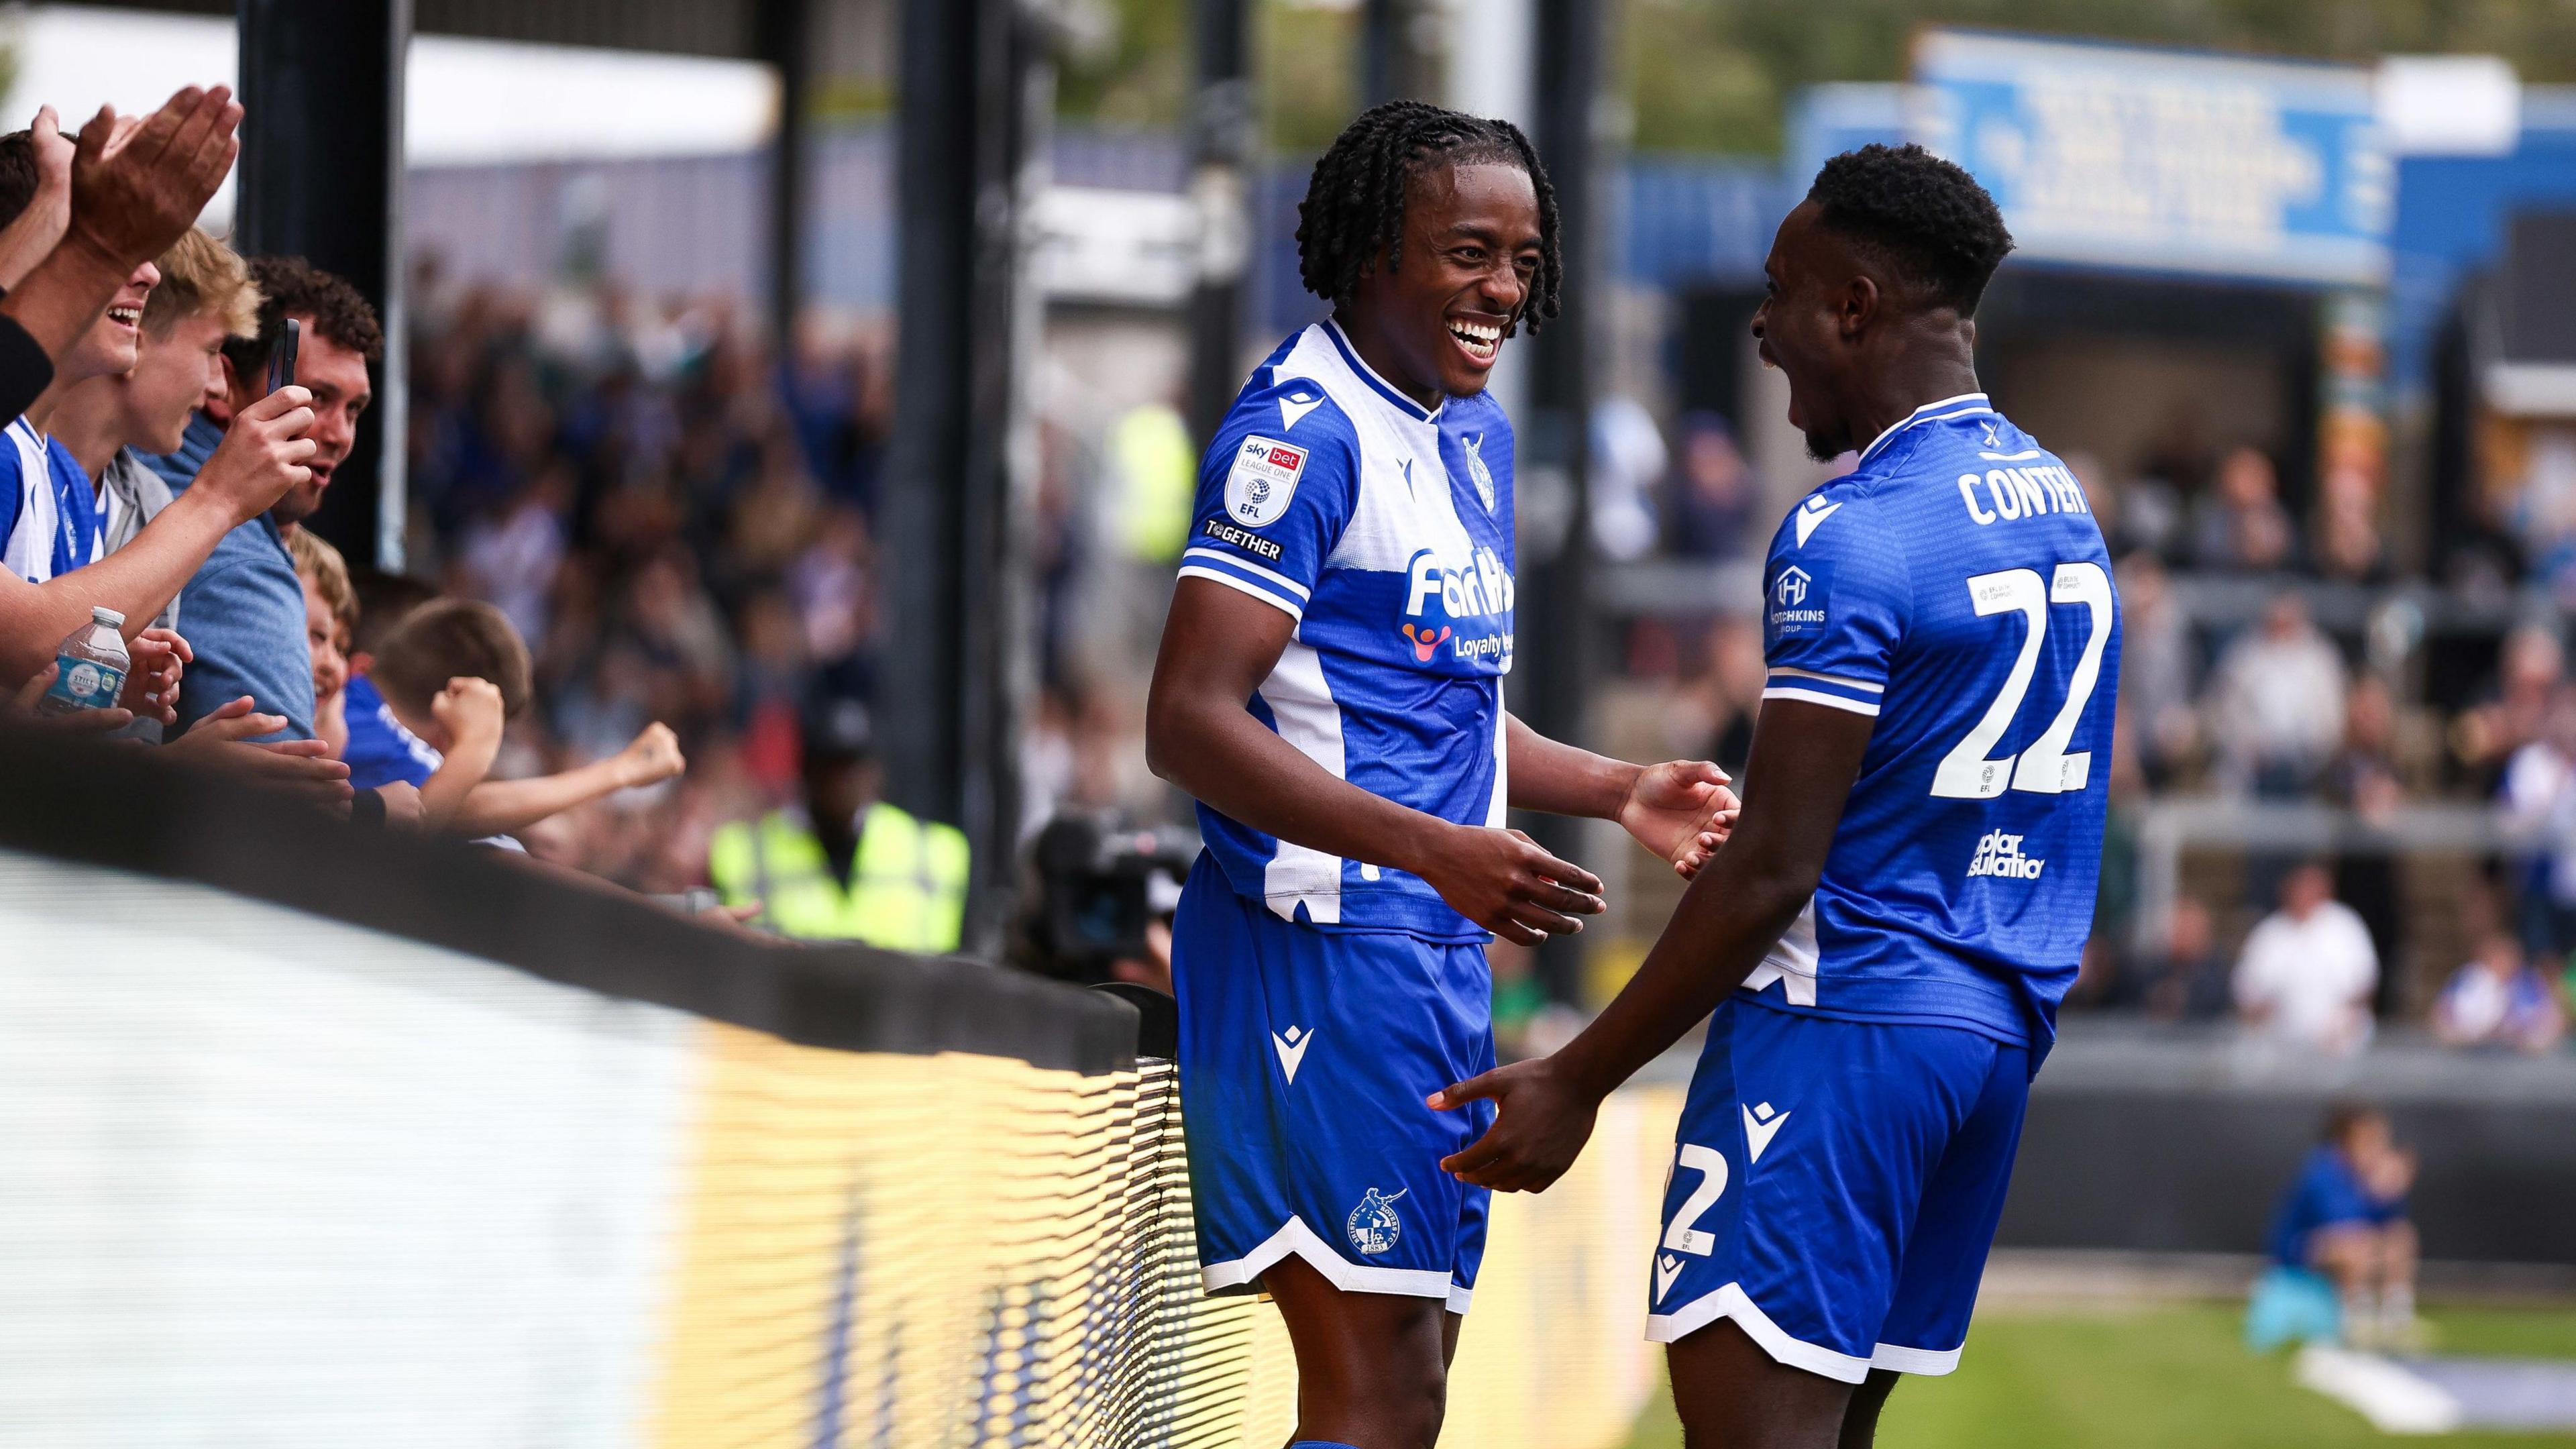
[1290,1443,1361,1449]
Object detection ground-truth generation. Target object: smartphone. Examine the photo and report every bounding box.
[266,317,300,394]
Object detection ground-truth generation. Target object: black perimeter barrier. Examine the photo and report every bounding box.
[0,727,1687,1448]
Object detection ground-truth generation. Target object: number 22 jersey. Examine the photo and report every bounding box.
[1746,394,2120,1047]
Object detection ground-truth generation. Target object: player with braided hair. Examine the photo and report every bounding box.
[1146,100,1737,1449]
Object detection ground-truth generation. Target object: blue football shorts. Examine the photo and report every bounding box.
[1169,856,1493,1314]
[1646,996,2032,1381]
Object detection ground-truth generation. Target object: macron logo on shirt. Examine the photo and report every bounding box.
[1794,495,1843,547]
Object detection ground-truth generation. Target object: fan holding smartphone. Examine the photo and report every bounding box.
[265,315,298,396]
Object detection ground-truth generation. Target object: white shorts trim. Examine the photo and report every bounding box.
[1202,1216,1466,1311]
[1868,1342,1964,1376]
[1646,1282,1872,1384]
[1645,1281,1968,1382]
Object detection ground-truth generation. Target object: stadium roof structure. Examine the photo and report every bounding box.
[53,0,775,58]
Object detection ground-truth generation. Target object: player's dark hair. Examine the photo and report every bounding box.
[1295,99,1561,334]
[0,132,38,233]
[223,255,384,384]
[1807,143,2014,315]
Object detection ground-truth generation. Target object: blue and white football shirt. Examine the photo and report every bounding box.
[0,417,100,584]
[1743,394,2120,1046]
[1179,321,1517,941]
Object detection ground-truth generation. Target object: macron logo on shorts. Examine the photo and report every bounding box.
[1741,1102,1790,1165]
[1271,1024,1314,1084]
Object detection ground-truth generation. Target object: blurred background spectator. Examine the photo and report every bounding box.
[2235,861,2380,1057]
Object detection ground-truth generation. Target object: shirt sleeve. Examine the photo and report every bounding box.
[1173,382,1359,626]
[0,316,52,425]
[1759,489,1907,716]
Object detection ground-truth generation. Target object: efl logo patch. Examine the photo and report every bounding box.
[1224,435,1307,528]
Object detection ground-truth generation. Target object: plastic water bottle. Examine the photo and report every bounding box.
[38,606,129,716]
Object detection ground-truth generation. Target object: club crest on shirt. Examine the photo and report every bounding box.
[1461,432,1497,513]
[1224,435,1307,528]
[1347,1187,1407,1256]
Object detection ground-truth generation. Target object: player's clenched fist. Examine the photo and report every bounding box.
[1430,1055,1601,1193]
[1410,823,1605,947]
[197,386,317,525]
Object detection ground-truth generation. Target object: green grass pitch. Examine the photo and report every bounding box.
[1621,1305,2576,1448]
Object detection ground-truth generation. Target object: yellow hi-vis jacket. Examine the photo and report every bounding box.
[708,802,969,953]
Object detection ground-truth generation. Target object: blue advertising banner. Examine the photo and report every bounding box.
[1911,30,2393,286]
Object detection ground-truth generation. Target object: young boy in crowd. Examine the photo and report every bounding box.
[298,564,686,841]
[292,533,502,832]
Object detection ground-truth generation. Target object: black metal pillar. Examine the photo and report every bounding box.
[1185,0,1254,445]
[755,0,812,345]
[1517,0,1604,1004]
[1362,0,1434,105]
[235,0,409,568]
[882,0,1047,953]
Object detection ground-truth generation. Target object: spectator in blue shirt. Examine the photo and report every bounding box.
[2259,1104,2420,1350]
[142,256,378,739]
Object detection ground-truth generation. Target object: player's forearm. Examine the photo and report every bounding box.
[0,490,232,679]
[1148,690,1454,873]
[1503,711,1639,820]
[1554,851,1818,1099]
[446,759,625,839]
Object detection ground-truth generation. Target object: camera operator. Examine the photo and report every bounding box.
[1017,814,1195,994]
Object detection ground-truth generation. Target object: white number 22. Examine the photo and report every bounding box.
[1929,561,2112,801]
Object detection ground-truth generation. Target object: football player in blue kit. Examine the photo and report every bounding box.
[1434,144,2120,1447]
[1145,101,1739,1449]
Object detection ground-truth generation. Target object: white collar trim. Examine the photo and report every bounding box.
[1856,392,1992,464]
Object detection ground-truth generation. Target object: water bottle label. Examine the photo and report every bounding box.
[44,654,124,711]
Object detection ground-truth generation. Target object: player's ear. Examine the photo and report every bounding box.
[1839,274,1879,339]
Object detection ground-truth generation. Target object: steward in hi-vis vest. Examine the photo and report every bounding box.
[707,697,969,952]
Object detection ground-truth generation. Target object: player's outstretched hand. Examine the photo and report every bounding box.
[1430,1055,1601,1193]
[1619,759,1739,877]
[1414,824,1603,947]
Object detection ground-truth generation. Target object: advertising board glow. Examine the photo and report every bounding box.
[1912,30,2394,286]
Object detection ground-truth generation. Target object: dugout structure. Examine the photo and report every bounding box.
[0,731,1673,1448]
